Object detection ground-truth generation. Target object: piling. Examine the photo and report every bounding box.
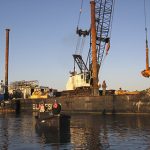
[90,0,99,96]
[4,29,10,100]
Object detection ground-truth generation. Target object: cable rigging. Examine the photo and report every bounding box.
[77,0,83,28]
[144,0,148,47]
[75,0,90,55]
[73,0,90,74]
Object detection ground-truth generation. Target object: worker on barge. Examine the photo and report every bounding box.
[102,80,107,96]
[38,100,61,115]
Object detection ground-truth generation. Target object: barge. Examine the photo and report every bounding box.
[0,88,150,114]
[18,90,150,114]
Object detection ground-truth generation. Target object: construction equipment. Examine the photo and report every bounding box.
[115,88,140,95]
[141,32,150,77]
[66,0,115,95]
[141,0,150,77]
[30,89,49,99]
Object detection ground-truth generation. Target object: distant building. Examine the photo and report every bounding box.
[0,80,5,94]
[9,80,39,99]
[0,80,4,100]
[0,80,56,99]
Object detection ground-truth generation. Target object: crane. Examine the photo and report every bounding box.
[66,0,114,96]
[141,28,150,78]
[141,0,150,78]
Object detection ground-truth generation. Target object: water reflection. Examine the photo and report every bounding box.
[0,113,41,150]
[0,114,9,150]
[70,114,150,150]
[35,115,71,144]
[0,113,150,150]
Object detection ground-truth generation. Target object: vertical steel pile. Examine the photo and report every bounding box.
[90,0,99,96]
[4,29,10,100]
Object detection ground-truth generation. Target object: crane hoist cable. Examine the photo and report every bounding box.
[144,0,149,46]
[75,0,90,55]
[75,31,87,55]
[75,0,84,54]
[75,36,81,54]
[77,0,84,28]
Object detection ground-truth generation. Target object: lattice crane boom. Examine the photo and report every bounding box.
[66,0,114,93]
[89,0,114,72]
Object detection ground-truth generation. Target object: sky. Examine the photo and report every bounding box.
[0,0,150,91]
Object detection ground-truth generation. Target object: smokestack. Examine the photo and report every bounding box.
[4,29,10,100]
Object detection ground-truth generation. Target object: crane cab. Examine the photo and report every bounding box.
[66,72,91,90]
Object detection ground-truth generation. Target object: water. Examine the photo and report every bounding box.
[0,113,150,150]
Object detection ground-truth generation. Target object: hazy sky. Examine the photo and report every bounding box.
[0,0,150,91]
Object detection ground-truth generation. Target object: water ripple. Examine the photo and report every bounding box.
[0,113,150,150]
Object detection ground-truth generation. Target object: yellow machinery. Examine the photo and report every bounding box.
[30,89,49,99]
[115,89,139,95]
